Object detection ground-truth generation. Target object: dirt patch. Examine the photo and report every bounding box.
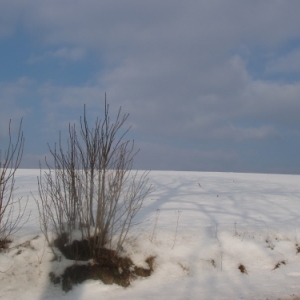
[272,260,286,270]
[53,233,92,261]
[0,238,12,251]
[52,235,155,292]
[238,264,248,274]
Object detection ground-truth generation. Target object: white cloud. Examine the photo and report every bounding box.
[133,140,241,171]
[266,49,300,74]
[28,47,85,63]
[28,45,300,145]
[210,124,279,141]
[2,1,300,171]
[0,78,32,137]
[241,80,300,125]
[0,1,26,38]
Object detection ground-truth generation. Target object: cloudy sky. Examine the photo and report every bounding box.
[1,0,300,174]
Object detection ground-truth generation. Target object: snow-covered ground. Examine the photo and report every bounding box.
[1,169,300,300]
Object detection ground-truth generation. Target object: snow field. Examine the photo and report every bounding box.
[1,170,300,299]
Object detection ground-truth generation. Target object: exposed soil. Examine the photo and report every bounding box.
[0,238,12,251]
[273,260,286,270]
[51,235,155,292]
[238,264,248,274]
[53,233,92,261]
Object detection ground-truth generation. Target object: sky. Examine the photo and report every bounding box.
[1,0,300,174]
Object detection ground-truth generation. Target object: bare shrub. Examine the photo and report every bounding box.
[0,119,26,247]
[37,98,152,259]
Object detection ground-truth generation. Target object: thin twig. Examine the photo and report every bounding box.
[150,209,160,242]
[172,210,182,249]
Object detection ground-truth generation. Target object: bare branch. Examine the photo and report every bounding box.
[0,119,27,245]
[36,97,152,259]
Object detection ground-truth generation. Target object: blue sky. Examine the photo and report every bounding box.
[1,0,300,174]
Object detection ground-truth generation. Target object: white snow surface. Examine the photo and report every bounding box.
[1,169,300,300]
